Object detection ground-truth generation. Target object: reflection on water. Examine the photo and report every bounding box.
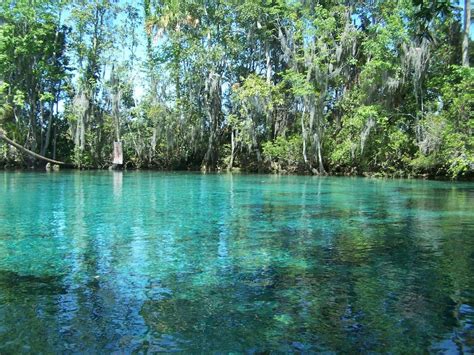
[0,172,473,352]
[113,171,123,198]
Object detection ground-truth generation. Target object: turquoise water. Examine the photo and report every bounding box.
[0,172,473,353]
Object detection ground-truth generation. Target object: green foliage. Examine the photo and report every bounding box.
[410,66,474,178]
[282,70,314,98]
[262,135,303,173]
[0,0,471,179]
[0,0,69,159]
[0,82,10,121]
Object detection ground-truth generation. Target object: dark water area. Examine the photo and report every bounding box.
[0,171,473,353]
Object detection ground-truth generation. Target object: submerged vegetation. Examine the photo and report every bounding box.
[1,173,474,352]
[0,0,472,178]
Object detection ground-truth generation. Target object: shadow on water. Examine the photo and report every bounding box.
[0,270,66,296]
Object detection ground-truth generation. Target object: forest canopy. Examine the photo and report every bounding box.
[0,0,472,178]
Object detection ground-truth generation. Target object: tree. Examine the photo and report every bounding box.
[0,0,69,164]
[67,0,118,167]
[0,0,472,178]
[462,0,470,66]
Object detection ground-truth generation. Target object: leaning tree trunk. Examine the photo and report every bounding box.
[0,129,69,166]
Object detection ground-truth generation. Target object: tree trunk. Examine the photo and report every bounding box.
[462,0,470,67]
[0,129,68,166]
[228,129,235,170]
[41,105,53,157]
[203,111,218,171]
[111,66,123,168]
[315,132,326,175]
[53,125,57,160]
[28,92,37,152]
[202,72,221,171]
[301,106,309,167]
[265,42,272,84]
[111,66,121,143]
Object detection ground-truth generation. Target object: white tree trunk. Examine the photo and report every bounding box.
[462,0,471,67]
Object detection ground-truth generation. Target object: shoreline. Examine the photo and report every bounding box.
[1,165,473,182]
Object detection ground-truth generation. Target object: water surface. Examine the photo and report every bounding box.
[0,172,473,353]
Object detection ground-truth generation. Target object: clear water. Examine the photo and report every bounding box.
[0,171,473,353]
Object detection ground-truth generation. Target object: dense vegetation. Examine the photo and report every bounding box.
[0,0,472,178]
